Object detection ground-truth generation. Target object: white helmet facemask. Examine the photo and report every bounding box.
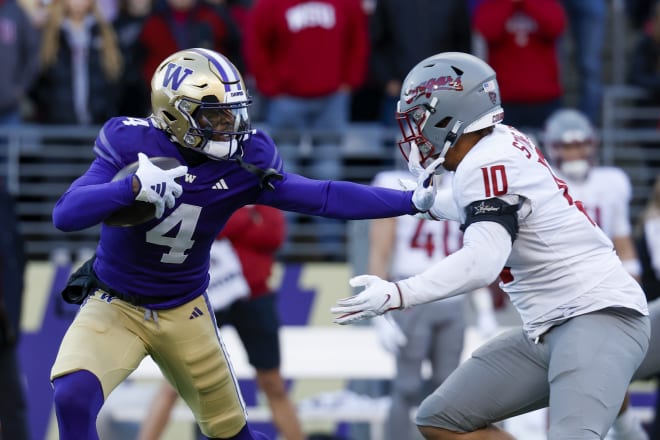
[560,159,590,181]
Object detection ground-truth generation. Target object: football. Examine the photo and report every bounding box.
[104,156,184,227]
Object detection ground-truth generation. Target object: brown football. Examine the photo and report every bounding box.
[104,157,183,227]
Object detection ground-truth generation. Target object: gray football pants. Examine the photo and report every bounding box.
[385,297,466,440]
[416,307,650,440]
[633,298,660,380]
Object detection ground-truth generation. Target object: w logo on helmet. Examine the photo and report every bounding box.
[162,63,193,91]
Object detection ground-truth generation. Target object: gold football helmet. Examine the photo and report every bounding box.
[151,48,252,160]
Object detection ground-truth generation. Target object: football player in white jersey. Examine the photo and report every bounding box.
[544,108,642,281]
[544,108,648,440]
[369,169,497,440]
[331,52,650,440]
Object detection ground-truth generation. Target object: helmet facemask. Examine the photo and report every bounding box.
[552,138,596,182]
[176,96,252,160]
[396,97,463,171]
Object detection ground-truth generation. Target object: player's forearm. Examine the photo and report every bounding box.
[53,175,135,231]
[262,174,416,219]
[397,222,510,307]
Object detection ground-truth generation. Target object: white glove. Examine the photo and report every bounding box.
[134,152,188,218]
[373,314,408,354]
[331,275,403,325]
[408,142,444,212]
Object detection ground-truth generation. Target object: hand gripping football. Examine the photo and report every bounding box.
[104,157,183,227]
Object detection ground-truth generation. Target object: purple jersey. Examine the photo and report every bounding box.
[53,116,415,308]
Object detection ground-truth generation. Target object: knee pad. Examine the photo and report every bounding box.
[53,370,103,415]
[52,370,104,439]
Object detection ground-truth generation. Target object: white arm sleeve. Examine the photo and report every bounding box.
[397,221,512,307]
[427,186,461,222]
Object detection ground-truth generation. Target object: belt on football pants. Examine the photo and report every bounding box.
[61,255,173,307]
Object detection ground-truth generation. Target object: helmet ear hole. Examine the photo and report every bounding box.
[162,111,176,122]
[435,117,451,129]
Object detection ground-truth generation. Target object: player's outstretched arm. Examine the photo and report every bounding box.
[332,221,511,324]
[257,171,446,219]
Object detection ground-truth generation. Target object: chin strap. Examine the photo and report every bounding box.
[234,155,283,191]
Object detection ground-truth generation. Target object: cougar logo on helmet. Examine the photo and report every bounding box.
[404,75,464,104]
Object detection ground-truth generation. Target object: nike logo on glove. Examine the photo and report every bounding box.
[379,294,391,311]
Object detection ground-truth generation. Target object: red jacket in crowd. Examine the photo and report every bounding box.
[139,3,231,86]
[219,205,286,298]
[474,0,566,103]
[246,0,369,97]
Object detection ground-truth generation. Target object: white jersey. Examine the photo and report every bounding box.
[372,170,462,279]
[456,125,647,336]
[558,167,633,240]
[405,124,647,339]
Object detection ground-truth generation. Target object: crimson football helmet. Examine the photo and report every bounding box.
[151,48,252,160]
[543,108,598,181]
[396,52,504,168]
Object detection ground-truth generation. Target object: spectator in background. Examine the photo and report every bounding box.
[136,205,305,440]
[558,0,606,126]
[474,0,566,134]
[0,187,29,440]
[138,0,234,88]
[626,0,657,32]
[369,169,498,440]
[0,0,38,125]
[629,0,660,101]
[204,0,244,71]
[368,0,472,126]
[114,0,153,117]
[31,0,123,125]
[246,0,369,257]
[246,0,368,180]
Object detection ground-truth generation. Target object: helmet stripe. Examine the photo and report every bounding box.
[190,48,241,93]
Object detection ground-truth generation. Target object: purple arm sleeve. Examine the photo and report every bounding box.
[257,173,416,219]
[52,159,136,231]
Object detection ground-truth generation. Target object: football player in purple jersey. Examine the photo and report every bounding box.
[49,48,438,440]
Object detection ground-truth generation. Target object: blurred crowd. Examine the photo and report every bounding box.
[0,0,658,133]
